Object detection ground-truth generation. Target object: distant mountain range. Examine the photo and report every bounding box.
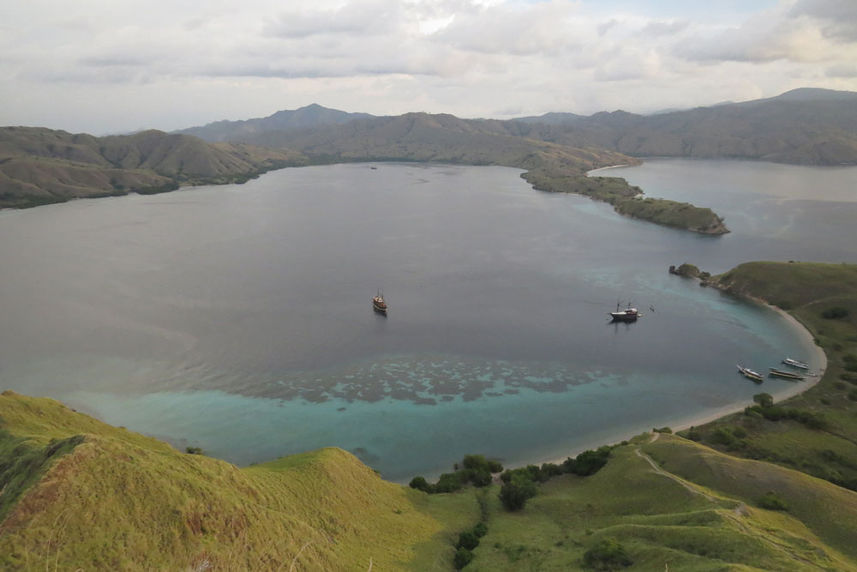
[176,103,374,143]
[2,88,855,212]
[177,88,857,166]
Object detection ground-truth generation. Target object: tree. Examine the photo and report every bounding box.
[753,392,774,408]
[408,476,431,492]
[583,538,632,570]
[499,474,537,511]
[453,548,474,570]
[456,530,479,551]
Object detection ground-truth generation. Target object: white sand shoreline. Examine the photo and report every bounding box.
[523,300,828,470]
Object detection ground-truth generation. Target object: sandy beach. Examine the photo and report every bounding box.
[527,300,828,469]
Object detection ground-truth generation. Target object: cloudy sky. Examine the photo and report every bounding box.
[2,0,856,134]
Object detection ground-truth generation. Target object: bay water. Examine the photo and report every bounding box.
[1,160,853,480]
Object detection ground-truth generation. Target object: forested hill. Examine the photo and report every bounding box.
[182,88,857,166]
[0,127,304,208]
[241,111,634,173]
[175,103,375,143]
[516,88,857,166]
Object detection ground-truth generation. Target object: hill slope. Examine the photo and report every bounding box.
[176,103,375,143]
[469,435,857,570]
[518,88,857,165]
[682,262,857,493]
[0,127,305,208]
[0,392,478,570]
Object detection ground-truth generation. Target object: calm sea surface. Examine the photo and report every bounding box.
[1,160,854,480]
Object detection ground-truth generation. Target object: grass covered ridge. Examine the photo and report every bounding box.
[0,391,478,570]
[466,434,857,570]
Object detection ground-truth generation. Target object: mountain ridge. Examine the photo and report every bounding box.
[0,127,304,208]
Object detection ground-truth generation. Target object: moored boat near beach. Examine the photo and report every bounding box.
[769,367,805,381]
[783,357,809,370]
[737,364,764,383]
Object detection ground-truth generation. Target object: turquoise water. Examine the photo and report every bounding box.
[0,161,839,480]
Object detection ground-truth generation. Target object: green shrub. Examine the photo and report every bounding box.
[711,427,738,447]
[753,393,774,408]
[583,538,633,570]
[473,522,488,538]
[457,530,480,551]
[453,547,474,570]
[821,307,849,319]
[499,474,538,511]
[757,491,788,511]
[434,472,465,493]
[408,476,431,492]
[564,446,611,476]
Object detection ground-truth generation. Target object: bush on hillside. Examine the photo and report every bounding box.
[757,491,789,511]
[583,538,633,570]
[408,454,503,494]
[821,307,849,319]
[453,547,474,570]
[499,474,538,511]
[753,393,774,408]
[408,476,431,492]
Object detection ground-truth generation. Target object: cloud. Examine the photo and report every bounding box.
[2,0,857,134]
[791,0,857,41]
[676,1,857,64]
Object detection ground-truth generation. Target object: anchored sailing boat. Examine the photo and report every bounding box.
[609,300,640,322]
[372,290,388,315]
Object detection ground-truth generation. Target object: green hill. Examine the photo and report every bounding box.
[0,127,305,209]
[5,390,856,569]
[469,435,857,570]
[0,391,478,570]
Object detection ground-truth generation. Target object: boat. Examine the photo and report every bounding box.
[609,302,640,322]
[782,357,809,370]
[768,368,805,381]
[372,290,387,315]
[737,364,764,383]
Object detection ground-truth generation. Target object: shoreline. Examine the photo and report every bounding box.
[521,298,827,470]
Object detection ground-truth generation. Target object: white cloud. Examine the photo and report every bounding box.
[0,0,856,134]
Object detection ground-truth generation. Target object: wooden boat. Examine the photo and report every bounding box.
[609,302,639,322]
[769,368,804,381]
[372,290,387,315]
[737,364,764,383]
[782,357,809,370]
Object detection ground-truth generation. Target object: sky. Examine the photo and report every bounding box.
[2,0,857,135]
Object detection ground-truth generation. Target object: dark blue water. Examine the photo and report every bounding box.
[0,161,845,480]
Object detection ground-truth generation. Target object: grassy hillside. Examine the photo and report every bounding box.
[4,391,856,570]
[465,434,857,570]
[0,127,305,209]
[0,392,479,570]
[685,262,857,492]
